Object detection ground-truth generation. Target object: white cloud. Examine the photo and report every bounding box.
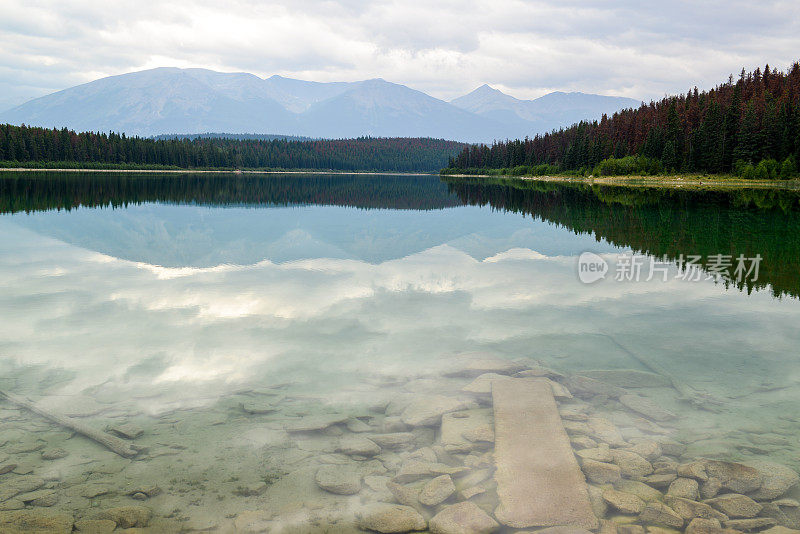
[0,0,797,109]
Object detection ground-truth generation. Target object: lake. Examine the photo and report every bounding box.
[0,171,799,532]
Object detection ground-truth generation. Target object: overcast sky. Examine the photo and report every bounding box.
[1,0,799,111]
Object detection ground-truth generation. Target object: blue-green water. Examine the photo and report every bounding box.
[0,172,798,532]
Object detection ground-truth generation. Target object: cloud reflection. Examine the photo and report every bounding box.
[0,208,799,420]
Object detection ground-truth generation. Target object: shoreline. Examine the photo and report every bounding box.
[4,167,799,190]
[442,172,800,191]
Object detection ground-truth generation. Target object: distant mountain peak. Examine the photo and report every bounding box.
[0,67,639,142]
[474,83,502,93]
[451,83,639,129]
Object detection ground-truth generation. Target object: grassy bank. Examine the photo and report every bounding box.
[441,171,800,191]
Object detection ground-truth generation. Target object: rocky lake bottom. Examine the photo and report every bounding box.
[0,354,798,534]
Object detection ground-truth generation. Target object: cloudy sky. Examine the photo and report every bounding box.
[1,0,799,110]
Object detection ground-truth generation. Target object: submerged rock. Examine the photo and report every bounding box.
[705,494,762,518]
[760,501,800,530]
[664,496,728,522]
[544,378,574,398]
[400,395,472,427]
[94,506,152,528]
[639,502,684,529]
[577,444,613,462]
[78,484,112,499]
[440,409,493,453]
[534,528,595,534]
[679,462,710,482]
[582,459,622,484]
[18,489,57,507]
[315,465,361,495]
[615,479,664,502]
[418,475,455,506]
[463,424,494,444]
[370,432,416,450]
[702,460,762,494]
[619,394,677,422]
[747,461,799,500]
[668,478,700,500]
[336,436,381,457]
[625,439,664,462]
[429,501,499,533]
[763,527,800,534]
[587,416,627,447]
[0,510,74,533]
[724,518,777,530]
[393,460,464,484]
[346,418,373,433]
[0,476,45,502]
[386,481,424,510]
[284,414,348,432]
[565,375,626,399]
[460,482,489,500]
[571,436,599,450]
[611,449,654,478]
[603,488,646,514]
[462,373,511,394]
[443,358,527,378]
[0,499,25,511]
[74,519,117,533]
[123,484,161,499]
[41,448,68,461]
[645,473,679,489]
[685,518,726,534]
[588,485,609,519]
[357,504,427,533]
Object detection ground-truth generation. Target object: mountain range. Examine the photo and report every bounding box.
[0,68,639,143]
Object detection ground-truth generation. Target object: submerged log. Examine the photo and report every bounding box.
[600,334,724,411]
[0,389,139,458]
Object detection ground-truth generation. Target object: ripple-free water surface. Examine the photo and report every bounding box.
[1,172,799,532]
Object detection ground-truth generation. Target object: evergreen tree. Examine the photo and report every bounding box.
[447,61,800,177]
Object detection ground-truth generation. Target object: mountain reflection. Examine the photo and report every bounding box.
[2,171,799,298]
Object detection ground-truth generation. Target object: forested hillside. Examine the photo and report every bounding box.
[0,124,464,172]
[447,62,800,179]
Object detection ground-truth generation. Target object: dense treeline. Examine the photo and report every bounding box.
[0,124,464,172]
[152,133,311,142]
[448,62,800,178]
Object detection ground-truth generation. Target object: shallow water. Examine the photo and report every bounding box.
[0,172,799,532]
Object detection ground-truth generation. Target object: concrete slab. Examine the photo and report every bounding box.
[492,378,598,529]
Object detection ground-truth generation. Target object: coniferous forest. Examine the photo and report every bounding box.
[0,126,465,172]
[446,62,800,179]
